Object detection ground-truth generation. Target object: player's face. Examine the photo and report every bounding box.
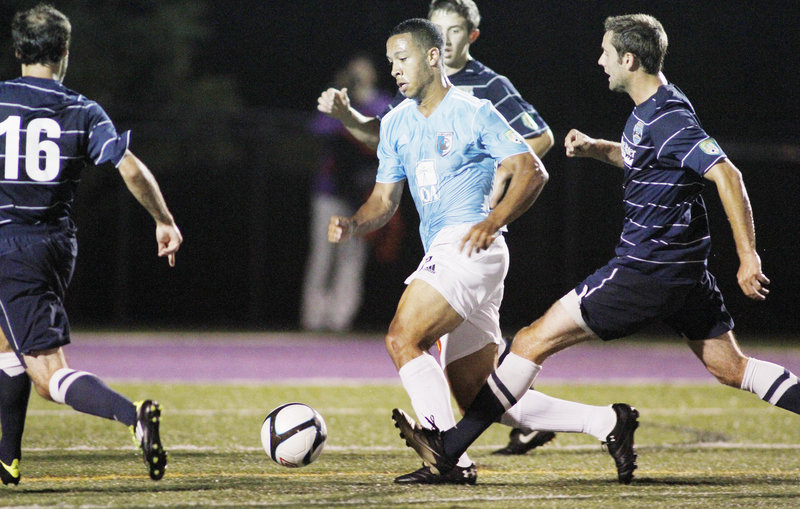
[429,10,473,72]
[599,31,626,93]
[387,33,435,100]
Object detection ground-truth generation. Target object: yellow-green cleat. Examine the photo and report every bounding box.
[0,458,20,486]
[133,400,167,481]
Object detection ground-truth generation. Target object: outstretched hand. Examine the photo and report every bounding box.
[156,223,182,267]
[317,87,351,121]
[328,216,354,243]
[738,252,770,300]
[564,129,596,158]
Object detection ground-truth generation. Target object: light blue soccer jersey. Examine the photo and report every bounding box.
[376,86,530,252]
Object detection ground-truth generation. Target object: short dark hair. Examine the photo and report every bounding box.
[389,18,444,55]
[428,0,481,33]
[12,3,71,65]
[604,14,667,74]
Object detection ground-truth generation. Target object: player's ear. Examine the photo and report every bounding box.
[623,52,638,71]
[468,28,480,44]
[428,47,440,66]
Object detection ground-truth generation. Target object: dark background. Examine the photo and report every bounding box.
[1,1,798,336]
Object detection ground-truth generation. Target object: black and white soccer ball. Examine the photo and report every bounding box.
[260,403,327,468]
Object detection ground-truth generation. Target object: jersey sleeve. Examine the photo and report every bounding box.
[651,108,726,176]
[484,75,549,139]
[375,116,406,183]
[475,101,531,163]
[85,103,130,167]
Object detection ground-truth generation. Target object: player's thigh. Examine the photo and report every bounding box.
[512,296,595,364]
[386,278,463,359]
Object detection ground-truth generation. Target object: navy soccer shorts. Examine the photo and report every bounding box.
[565,263,734,341]
[0,226,77,359]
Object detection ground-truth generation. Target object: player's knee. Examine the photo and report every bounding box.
[384,330,416,364]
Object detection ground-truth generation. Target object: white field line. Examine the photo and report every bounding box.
[24,442,800,454]
[25,406,784,417]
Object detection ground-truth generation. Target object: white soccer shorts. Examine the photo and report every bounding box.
[404,223,508,367]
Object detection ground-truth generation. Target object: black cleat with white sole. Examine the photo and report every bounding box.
[392,408,457,475]
[603,403,639,484]
[492,429,556,455]
[394,463,477,485]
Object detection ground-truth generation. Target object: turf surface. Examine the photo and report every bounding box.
[3,382,800,507]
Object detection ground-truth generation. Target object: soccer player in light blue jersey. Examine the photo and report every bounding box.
[317,0,554,163]
[318,0,560,459]
[394,13,800,486]
[330,18,634,485]
[0,4,180,485]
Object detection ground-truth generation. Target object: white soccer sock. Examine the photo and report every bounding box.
[398,353,472,467]
[489,352,542,410]
[499,389,617,440]
[741,357,799,405]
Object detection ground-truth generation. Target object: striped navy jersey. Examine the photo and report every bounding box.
[615,84,726,281]
[0,76,130,228]
[378,59,549,139]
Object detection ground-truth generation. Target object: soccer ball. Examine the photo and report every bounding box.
[260,403,327,468]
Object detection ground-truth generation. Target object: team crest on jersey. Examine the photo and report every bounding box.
[504,129,524,144]
[699,138,722,155]
[522,113,539,130]
[436,132,454,156]
[632,121,644,144]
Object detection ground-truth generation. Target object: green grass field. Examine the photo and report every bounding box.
[3,382,800,508]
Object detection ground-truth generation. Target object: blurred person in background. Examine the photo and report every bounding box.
[301,55,394,332]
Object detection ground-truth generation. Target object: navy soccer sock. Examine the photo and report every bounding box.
[0,369,31,465]
[49,368,136,426]
[442,353,541,458]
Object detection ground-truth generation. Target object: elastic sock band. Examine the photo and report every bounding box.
[49,368,90,404]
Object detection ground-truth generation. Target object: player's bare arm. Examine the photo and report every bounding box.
[492,129,555,208]
[564,128,624,168]
[704,160,770,300]
[461,151,548,256]
[317,87,381,150]
[525,128,555,159]
[117,150,183,267]
[328,181,404,244]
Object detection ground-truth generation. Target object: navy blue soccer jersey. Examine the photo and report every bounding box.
[615,84,726,281]
[377,59,549,139]
[0,77,130,227]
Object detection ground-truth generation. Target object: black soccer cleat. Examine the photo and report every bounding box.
[603,403,639,484]
[395,462,477,485]
[0,458,20,486]
[133,400,168,481]
[392,408,457,475]
[492,429,556,455]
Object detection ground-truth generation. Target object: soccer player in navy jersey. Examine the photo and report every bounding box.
[0,4,181,485]
[393,13,800,485]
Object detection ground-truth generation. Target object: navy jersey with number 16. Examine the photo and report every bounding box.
[0,76,130,228]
